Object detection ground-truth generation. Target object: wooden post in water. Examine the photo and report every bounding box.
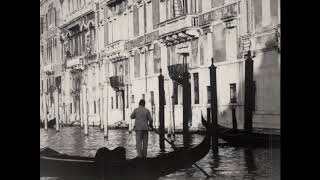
[44,95,48,131]
[104,82,109,139]
[232,108,238,130]
[83,85,88,136]
[56,90,60,131]
[158,69,165,151]
[209,58,218,154]
[182,63,191,147]
[244,51,253,133]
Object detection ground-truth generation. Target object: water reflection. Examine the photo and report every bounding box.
[244,147,257,179]
[40,127,280,180]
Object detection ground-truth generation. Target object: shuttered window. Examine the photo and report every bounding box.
[134,51,140,78]
[211,0,224,8]
[193,73,199,104]
[133,5,139,37]
[153,43,161,73]
[40,17,44,35]
[152,0,160,29]
[212,23,226,62]
[173,81,178,104]
[104,21,108,46]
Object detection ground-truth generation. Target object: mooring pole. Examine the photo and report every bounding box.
[158,69,165,151]
[232,108,238,130]
[56,90,60,131]
[244,51,253,133]
[210,58,218,154]
[182,62,191,147]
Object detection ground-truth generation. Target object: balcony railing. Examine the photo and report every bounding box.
[61,1,94,26]
[159,14,199,36]
[109,76,125,92]
[66,56,84,68]
[43,64,54,74]
[102,40,127,56]
[198,1,240,26]
[125,30,159,50]
[168,63,188,85]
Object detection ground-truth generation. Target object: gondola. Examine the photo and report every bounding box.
[201,115,280,148]
[40,117,212,180]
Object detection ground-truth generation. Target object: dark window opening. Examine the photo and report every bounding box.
[173,81,178,105]
[193,73,199,104]
[116,94,119,109]
[150,91,154,105]
[132,95,135,104]
[207,86,211,104]
[94,101,96,114]
[111,97,114,109]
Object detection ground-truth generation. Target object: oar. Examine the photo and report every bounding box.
[151,127,211,177]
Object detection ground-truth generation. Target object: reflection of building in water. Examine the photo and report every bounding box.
[40,0,280,133]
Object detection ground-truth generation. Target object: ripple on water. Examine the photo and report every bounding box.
[40,127,280,180]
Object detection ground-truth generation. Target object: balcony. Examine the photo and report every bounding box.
[125,30,159,50]
[66,56,84,69]
[109,76,125,92]
[198,1,240,26]
[101,40,128,58]
[159,14,199,36]
[158,15,200,45]
[43,64,54,75]
[61,1,95,27]
[168,63,188,85]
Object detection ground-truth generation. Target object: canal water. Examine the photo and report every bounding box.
[40,127,280,180]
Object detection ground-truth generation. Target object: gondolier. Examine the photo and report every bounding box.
[130,99,153,159]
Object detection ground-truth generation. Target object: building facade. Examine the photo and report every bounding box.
[41,0,280,134]
[40,0,63,130]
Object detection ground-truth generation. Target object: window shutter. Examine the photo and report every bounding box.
[153,43,161,73]
[134,50,140,78]
[152,0,160,29]
[40,17,44,34]
[133,5,139,37]
[104,21,108,46]
[45,13,48,30]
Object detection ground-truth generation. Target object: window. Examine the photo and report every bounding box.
[173,81,178,105]
[207,86,211,104]
[193,73,199,104]
[70,103,72,113]
[104,21,109,46]
[126,85,129,108]
[253,0,279,32]
[134,51,140,78]
[111,97,114,109]
[212,23,226,62]
[152,0,160,29]
[133,5,139,37]
[230,83,237,103]
[153,44,161,73]
[116,93,119,109]
[211,0,224,8]
[150,91,154,105]
[94,101,96,114]
[131,95,135,104]
[40,17,44,35]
